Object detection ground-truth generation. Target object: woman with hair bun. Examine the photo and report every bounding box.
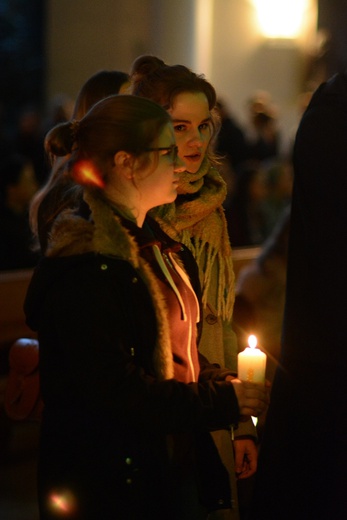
[24,94,268,519]
[130,55,259,520]
[30,69,130,254]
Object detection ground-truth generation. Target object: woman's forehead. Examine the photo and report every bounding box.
[169,91,210,120]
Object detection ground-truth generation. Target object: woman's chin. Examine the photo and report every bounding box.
[183,156,204,174]
[185,164,201,174]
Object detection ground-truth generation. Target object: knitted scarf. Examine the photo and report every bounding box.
[151,158,235,321]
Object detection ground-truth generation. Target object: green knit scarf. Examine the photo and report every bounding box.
[151,158,235,321]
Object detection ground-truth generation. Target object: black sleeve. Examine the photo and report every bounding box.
[38,257,240,434]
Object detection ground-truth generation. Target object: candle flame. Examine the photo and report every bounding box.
[248,334,257,349]
[73,160,105,188]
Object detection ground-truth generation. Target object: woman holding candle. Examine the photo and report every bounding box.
[130,55,259,520]
[24,95,268,519]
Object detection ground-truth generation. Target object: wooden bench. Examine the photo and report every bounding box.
[0,246,260,361]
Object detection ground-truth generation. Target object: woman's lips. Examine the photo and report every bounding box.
[184,153,202,162]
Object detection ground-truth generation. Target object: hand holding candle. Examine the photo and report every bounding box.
[238,335,267,383]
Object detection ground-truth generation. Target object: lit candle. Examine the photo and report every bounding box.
[238,335,266,383]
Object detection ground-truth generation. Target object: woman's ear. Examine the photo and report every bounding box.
[114,151,135,178]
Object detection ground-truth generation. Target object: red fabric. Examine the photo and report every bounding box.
[5,338,43,421]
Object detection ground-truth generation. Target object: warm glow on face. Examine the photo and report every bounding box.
[73,160,105,188]
[252,0,310,39]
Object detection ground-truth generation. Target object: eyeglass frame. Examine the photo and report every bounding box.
[145,144,179,163]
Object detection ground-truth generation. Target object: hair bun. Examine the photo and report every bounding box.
[130,55,166,78]
[44,121,75,157]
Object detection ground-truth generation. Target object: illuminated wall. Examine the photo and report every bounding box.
[45,0,320,151]
[208,0,318,153]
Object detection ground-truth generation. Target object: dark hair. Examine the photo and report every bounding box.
[44,70,129,162]
[73,70,129,120]
[130,55,217,110]
[31,95,171,248]
[45,94,171,165]
[32,72,132,253]
[130,55,220,158]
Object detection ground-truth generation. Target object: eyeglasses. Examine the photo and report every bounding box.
[145,144,179,163]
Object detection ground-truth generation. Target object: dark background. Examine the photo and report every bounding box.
[0,0,347,141]
[0,0,46,137]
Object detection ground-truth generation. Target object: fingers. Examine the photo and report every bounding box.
[234,439,258,479]
[231,379,270,418]
[237,462,256,479]
[243,381,270,400]
[239,405,264,417]
[243,382,270,412]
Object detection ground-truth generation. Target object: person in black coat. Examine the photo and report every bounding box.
[25,94,269,520]
[249,72,347,520]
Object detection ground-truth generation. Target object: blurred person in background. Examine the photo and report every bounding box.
[0,153,39,270]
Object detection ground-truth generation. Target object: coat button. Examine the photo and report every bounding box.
[125,457,132,465]
[206,313,218,325]
[132,277,138,283]
[100,264,108,271]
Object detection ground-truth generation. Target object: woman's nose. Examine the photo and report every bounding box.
[188,127,204,146]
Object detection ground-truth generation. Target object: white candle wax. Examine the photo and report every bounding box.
[237,335,266,383]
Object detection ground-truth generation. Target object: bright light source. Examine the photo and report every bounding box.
[252,0,310,39]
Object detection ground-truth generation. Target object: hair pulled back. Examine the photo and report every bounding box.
[45,94,171,173]
[32,95,171,251]
[130,56,220,159]
[130,55,217,111]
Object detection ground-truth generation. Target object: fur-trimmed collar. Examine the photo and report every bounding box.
[46,190,140,268]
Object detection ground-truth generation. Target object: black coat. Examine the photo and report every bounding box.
[25,196,240,520]
[250,73,347,519]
